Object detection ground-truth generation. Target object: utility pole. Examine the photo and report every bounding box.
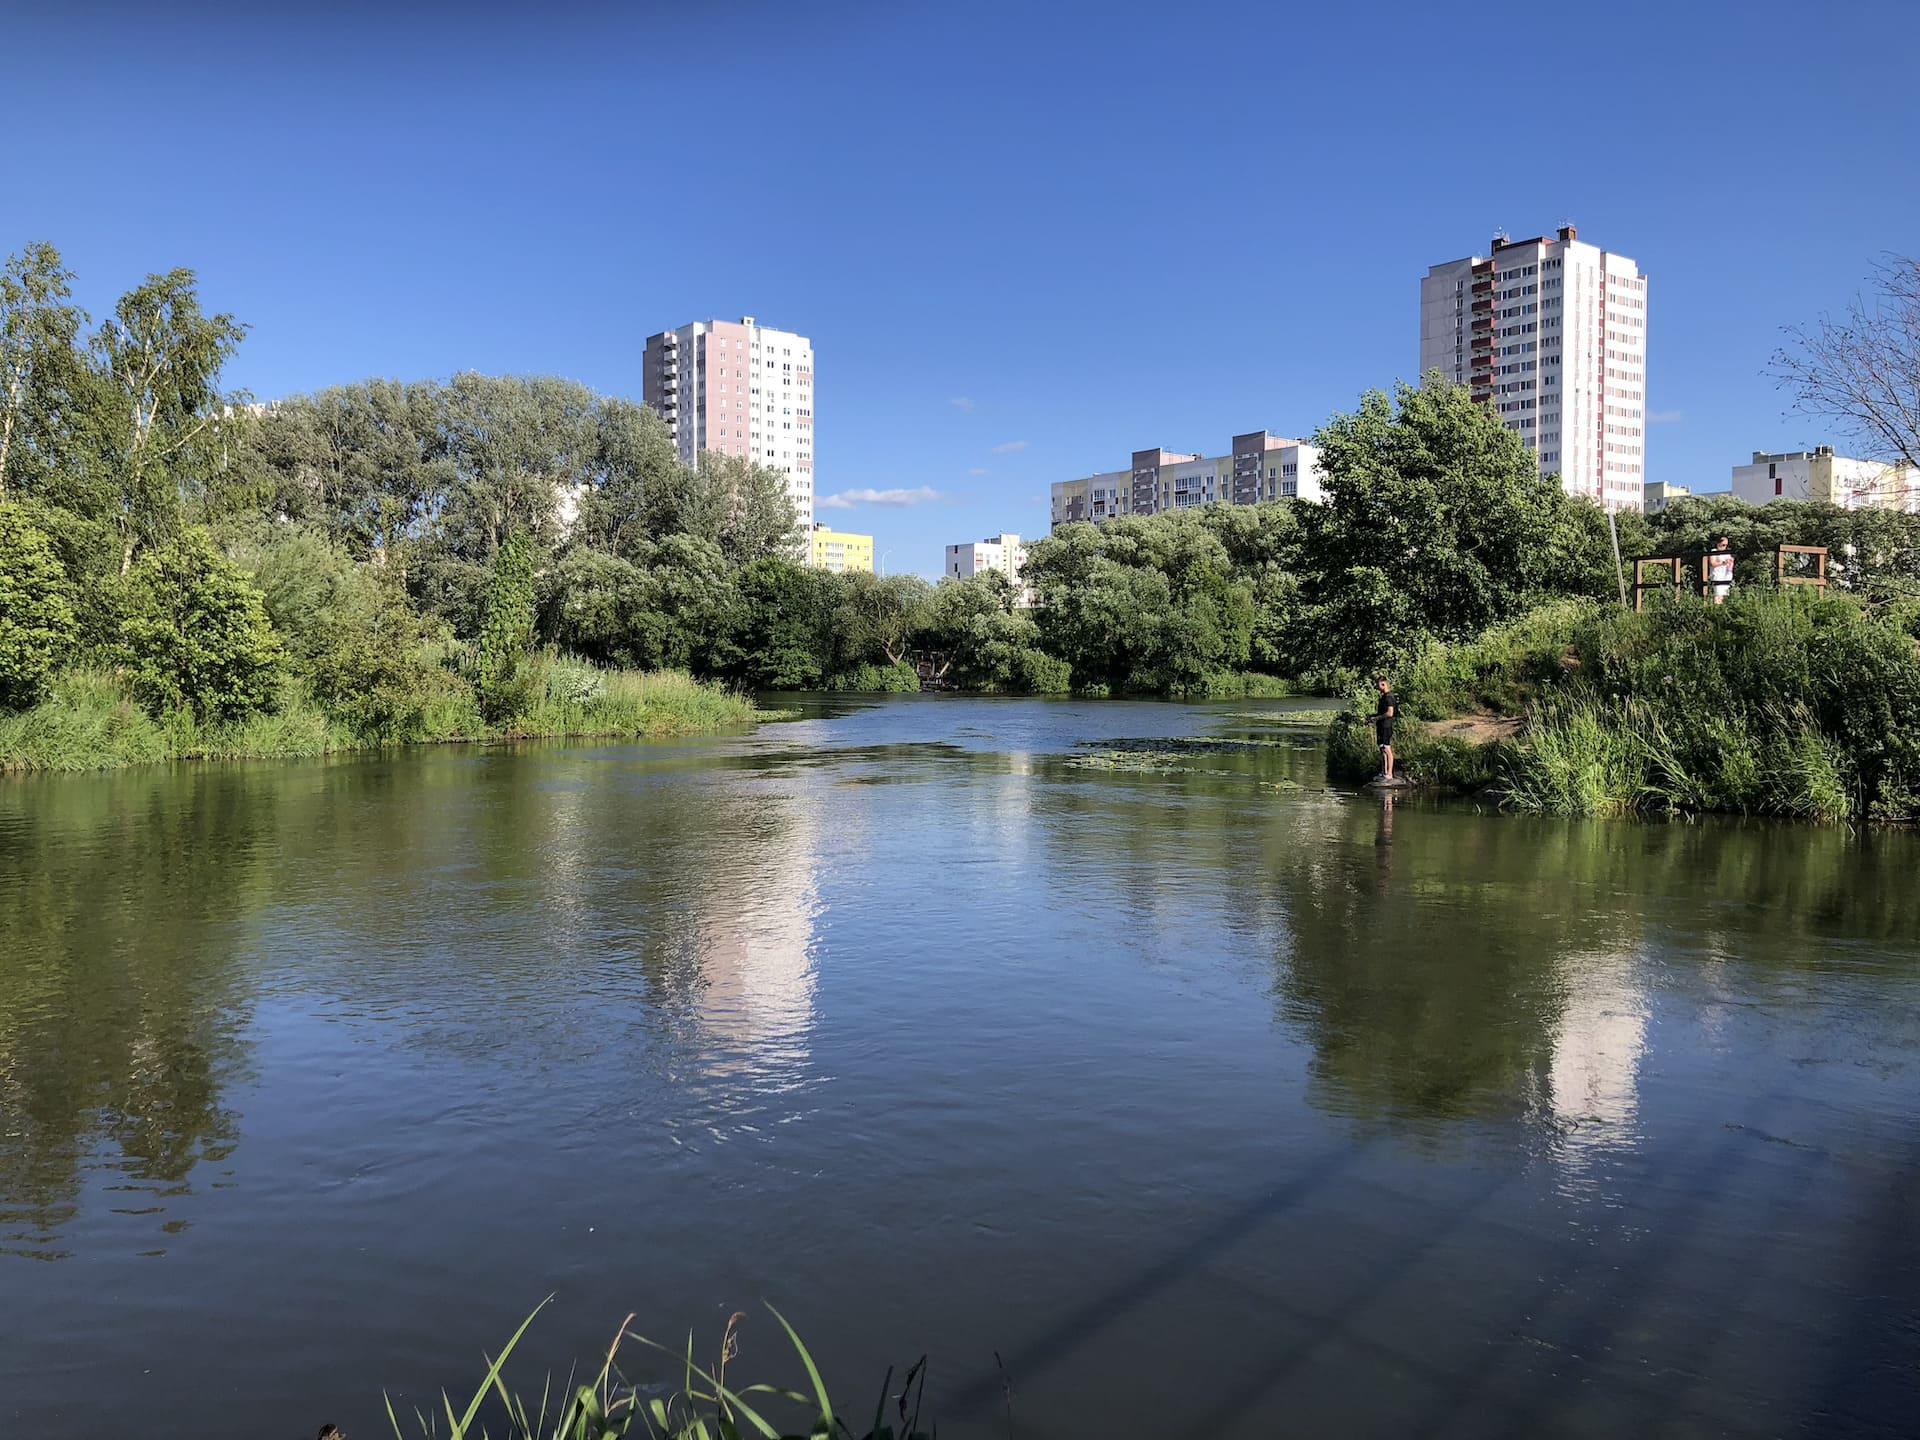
[1607,505,1629,609]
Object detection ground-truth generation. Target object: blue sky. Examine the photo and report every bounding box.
[7,0,1918,576]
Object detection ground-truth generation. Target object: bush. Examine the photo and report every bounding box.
[477,530,538,723]
[0,504,78,710]
[120,529,282,723]
[306,596,442,742]
[1324,590,1920,819]
[825,661,922,693]
[1396,599,1595,719]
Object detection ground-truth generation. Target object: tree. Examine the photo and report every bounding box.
[539,548,660,669]
[305,582,439,741]
[574,398,683,558]
[91,270,247,573]
[1771,255,1920,475]
[1026,513,1254,693]
[643,533,742,674]
[0,504,77,709]
[617,448,799,563]
[120,528,282,722]
[835,571,932,667]
[729,558,833,689]
[0,244,87,503]
[250,380,452,564]
[701,452,800,564]
[1296,376,1593,674]
[475,528,538,720]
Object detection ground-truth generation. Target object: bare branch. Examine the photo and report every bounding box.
[1769,254,1920,473]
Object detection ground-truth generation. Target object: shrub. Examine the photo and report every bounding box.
[0,504,78,710]
[825,661,922,693]
[306,594,441,742]
[476,530,538,723]
[1397,598,1595,719]
[119,529,282,723]
[1005,646,1072,694]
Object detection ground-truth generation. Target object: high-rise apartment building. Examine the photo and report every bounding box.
[642,316,816,531]
[1420,226,1648,512]
[1050,432,1324,530]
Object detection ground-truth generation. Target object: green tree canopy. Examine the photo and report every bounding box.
[119,528,282,722]
[1296,375,1612,674]
[0,504,78,709]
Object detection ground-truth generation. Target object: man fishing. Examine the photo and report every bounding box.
[1374,676,1398,784]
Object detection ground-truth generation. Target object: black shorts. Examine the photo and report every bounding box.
[1376,721,1395,746]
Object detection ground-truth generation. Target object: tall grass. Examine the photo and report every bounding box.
[384,1302,932,1440]
[1397,598,1597,719]
[1328,591,1920,822]
[0,657,759,774]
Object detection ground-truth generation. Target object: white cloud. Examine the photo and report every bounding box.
[968,467,988,477]
[991,439,1029,454]
[817,486,943,509]
[1647,409,1684,425]
[950,396,975,412]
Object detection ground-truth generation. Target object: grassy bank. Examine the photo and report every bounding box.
[0,659,759,774]
[1325,592,1920,823]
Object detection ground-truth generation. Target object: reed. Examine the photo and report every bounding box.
[383,1302,932,1440]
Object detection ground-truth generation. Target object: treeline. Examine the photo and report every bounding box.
[11,239,1920,756]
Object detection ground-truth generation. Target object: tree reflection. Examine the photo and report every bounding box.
[1034,756,1920,1134]
[0,768,271,1255]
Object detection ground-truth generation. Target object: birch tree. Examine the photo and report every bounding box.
[0,243,86,501]
[91,269,246,571]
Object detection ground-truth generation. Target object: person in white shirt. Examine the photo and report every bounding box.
[1707,536,1735,605]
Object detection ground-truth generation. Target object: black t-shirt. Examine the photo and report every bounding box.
[1375,691,1397,733]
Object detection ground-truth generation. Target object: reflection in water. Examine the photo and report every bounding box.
[692,789,822,1068]
[2,700,1918,1440]
[0,769,267,1257]
[1545,947,1649,1175]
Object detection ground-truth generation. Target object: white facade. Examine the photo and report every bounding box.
[1421,226,1648,512]
[644,316,816,531]
[1729,447,1920,510]
[946,532,1033,604]
[1643,481,1690,513]
[1049,434,1324,529]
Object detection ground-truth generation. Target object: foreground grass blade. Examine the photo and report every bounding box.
[765,1304,832,1431]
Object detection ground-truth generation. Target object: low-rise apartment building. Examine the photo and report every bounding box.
[809,524,874,574]
[1730,447,1920,510]
[1643,481,1691,513]
[945,532,1032,605]
[1050,432,1323,530]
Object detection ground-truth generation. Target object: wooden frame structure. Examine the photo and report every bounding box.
[1633,557,1685,612]
[1776,544,1828,594]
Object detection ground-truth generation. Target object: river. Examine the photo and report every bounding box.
[2,695,1917,1438]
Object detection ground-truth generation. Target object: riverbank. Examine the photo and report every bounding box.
[1325,592,1920,822]
[0,663,760,773]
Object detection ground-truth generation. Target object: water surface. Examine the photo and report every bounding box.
[2,695,1916,1437]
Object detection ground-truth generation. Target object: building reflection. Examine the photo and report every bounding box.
[1543,947,1649,1175]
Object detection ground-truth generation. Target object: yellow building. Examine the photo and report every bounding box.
[809,524,874,574]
